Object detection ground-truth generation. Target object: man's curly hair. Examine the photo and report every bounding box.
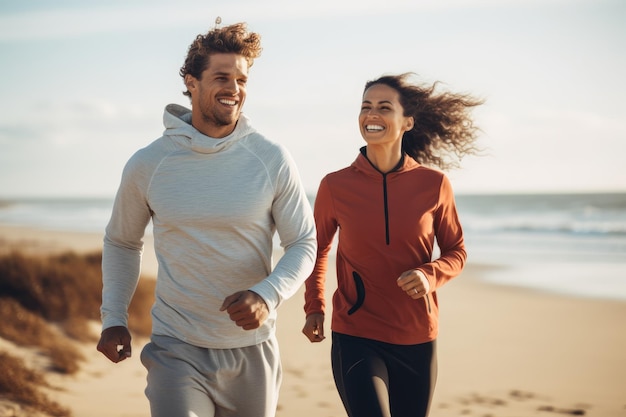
[180,22,262,98]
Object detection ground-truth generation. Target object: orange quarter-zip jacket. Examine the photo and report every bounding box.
[304,148,466,345]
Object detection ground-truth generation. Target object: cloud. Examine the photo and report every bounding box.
[0,98,159,197]
[0,0,595,41]
[0,124,40,144]
[529,109,626,137]
[0,99,156,147]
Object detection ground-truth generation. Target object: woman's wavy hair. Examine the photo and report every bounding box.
[180,22,262,98]
[364,73,484,170]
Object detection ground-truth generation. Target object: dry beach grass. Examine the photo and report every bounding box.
[0,247,154,417]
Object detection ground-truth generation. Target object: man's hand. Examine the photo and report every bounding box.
[302,313,325,343]
[97,326,132,363]
[220,290,269,330]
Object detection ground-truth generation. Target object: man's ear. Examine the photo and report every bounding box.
[184,74,197,93]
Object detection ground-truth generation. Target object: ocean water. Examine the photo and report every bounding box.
[455,193,626,300]
[0,197,115,233]
[1,193,625,301]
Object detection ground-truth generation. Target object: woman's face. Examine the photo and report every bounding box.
[359,84,414,146]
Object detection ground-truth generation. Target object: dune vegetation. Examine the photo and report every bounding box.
[0,251,154,417]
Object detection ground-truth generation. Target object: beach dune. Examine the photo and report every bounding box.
[1,225,625,417]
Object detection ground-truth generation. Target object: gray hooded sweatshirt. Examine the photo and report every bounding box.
[101,104,316,349]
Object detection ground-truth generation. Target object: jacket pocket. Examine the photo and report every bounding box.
[347,271,366,315]
[425,293,432,314]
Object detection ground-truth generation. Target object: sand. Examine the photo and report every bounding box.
[1,224,625,417]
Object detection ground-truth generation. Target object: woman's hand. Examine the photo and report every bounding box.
[397,269,430,299]
[302,313,326,343]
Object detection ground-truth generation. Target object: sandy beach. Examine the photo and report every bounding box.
[1,224,625,417]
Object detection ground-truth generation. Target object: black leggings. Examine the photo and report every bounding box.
[331,332,437,417]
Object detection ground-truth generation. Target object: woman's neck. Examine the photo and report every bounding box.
[365,143,403,173]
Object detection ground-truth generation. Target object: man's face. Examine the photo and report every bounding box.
[186,53,249,138]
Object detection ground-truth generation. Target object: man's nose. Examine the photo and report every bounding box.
[225,79,239,94]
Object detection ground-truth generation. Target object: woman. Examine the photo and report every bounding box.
[302,73,483,417]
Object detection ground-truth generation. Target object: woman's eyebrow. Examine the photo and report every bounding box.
[362,99,393,105]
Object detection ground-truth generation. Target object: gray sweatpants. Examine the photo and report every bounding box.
[140,334,282,417]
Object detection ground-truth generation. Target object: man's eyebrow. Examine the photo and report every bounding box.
[211,70,248,79]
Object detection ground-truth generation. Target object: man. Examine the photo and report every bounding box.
[97,21,316,417]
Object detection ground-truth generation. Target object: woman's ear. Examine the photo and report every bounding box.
[404,116,415,131]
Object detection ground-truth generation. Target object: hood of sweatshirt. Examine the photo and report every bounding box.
[162,103,257,154]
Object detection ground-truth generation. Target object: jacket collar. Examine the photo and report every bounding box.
[353,146,421,178]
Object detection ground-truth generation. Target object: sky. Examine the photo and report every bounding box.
[0,0,625,197]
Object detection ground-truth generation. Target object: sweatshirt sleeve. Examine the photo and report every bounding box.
[248,145,317,312]
[417,175,467,292]
[100,152,153,330]
[303,176,337,316]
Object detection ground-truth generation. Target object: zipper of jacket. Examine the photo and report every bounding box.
[360,147,402,246]
[382,173,390,245]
